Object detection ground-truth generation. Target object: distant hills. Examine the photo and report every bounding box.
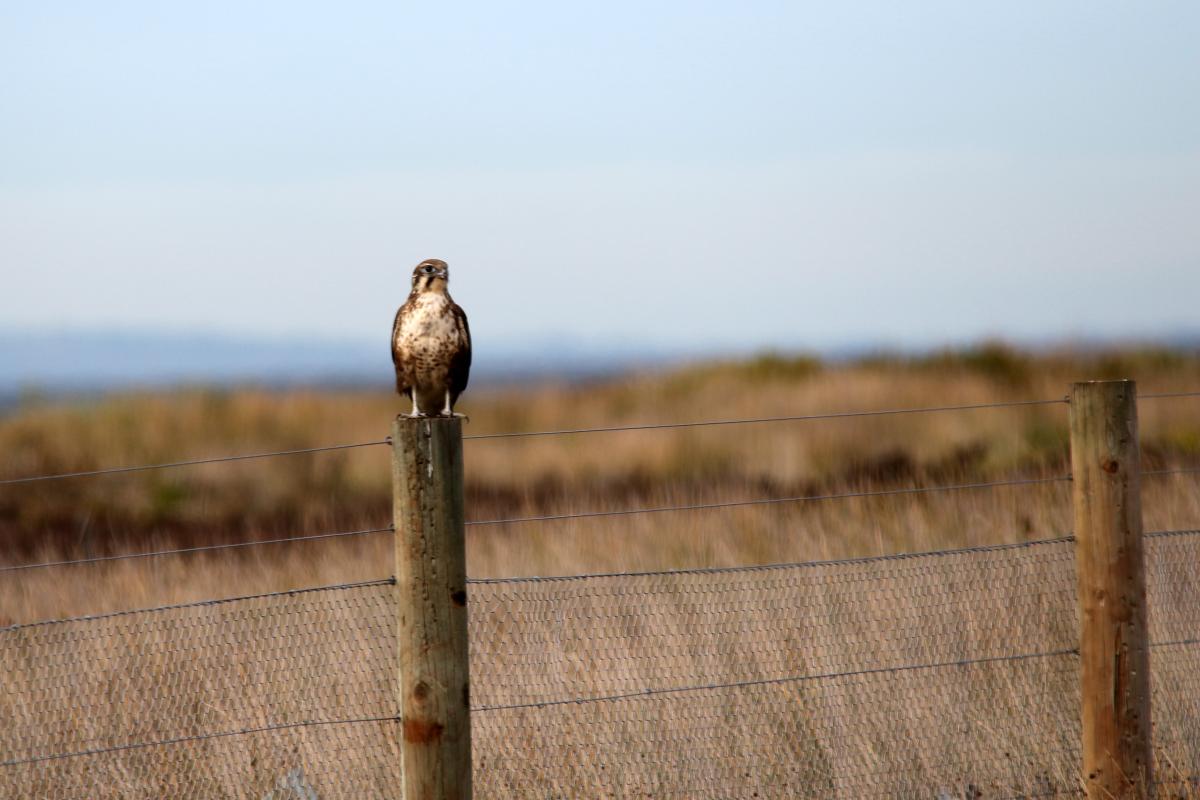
[2,328,1198,403]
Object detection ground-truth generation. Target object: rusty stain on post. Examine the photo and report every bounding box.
[1069,380,1152,799]
[392,417,472,799]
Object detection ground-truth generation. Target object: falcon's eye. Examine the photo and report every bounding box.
[422,266,435,274]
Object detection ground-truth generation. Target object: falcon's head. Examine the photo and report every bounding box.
[411,259,450,294]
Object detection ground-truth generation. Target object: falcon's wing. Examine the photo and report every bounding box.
[391,302,412,397]
[448,302,472,406]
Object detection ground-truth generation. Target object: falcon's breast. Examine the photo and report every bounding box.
[391,292,472,406]
[395,294,461,359]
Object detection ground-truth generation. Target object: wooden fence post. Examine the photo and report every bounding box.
[1069,380,1152,798]
[392,417,472,800]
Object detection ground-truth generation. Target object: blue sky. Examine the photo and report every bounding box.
[1,2,1198,354]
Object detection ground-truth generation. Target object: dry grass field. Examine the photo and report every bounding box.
[3,344,1199,616]
[2,343,1199,797]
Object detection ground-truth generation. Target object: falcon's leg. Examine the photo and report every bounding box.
[397,392,423,419]
[443,390,469,421]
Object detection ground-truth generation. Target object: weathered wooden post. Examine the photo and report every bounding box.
[1069,380,1152,799]
[392,417,472,800]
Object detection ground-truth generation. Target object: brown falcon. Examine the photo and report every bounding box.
[391,258,472,417]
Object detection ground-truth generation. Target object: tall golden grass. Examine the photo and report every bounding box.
[2,344,1198,620]
[1,345,1199,797]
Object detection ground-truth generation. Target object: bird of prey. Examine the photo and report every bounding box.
[391,258,472,417]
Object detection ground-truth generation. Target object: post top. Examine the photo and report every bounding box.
[1070,379,1137,393]
[390,415,464,440]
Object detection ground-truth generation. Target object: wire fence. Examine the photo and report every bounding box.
[0,579,401,797]
[4,531,1198,798]
[0,390,1198,797]
[2,388,1196,489]
[2,465,1197,573]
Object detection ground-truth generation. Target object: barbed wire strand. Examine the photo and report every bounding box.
[1146,528,1200,539]
[1150,637,1200,650]
[472,647,1080,713]
[0,577,394,634]
[0,524,394,574]
[0,390,1192,486]
[468,534,1080,584]
[0,439,391,487]
[0,398,1067,485]
[463,397,1068,440]
[0,479,1071,574]
[0,489,1187,577]
[2,500,1190,579]
[1141,390,1200,400]
[4,524,1190,603]
[464,475,1072,527]
[1144,466,1200,477]
[0,716,399,769]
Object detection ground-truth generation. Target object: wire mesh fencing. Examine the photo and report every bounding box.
[4,532,1200,796]
[0,534,1096,798]
[0,580,401,799]
[1148,531,1200,783]
[0,387,1196,797]
[469,538,1082,799]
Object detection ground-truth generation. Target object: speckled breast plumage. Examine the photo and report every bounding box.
[392,293,470,411]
